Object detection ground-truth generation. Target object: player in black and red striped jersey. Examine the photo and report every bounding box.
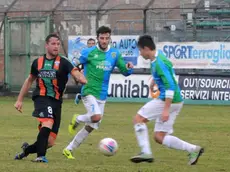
[14,33,87,163]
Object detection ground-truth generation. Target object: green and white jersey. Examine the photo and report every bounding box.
[79,45,133,100]
[151,51,182,103]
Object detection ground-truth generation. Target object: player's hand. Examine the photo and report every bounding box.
[126,62,134,69]
[161,109,169,122]
[14,101,23,113]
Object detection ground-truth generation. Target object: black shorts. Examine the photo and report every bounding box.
[32,96,62,138]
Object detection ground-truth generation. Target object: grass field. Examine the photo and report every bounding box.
[0,97,230,172]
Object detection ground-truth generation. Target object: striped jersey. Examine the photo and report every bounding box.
[79,45,133,100]
[151,51,182,103]
[30,54,75,101]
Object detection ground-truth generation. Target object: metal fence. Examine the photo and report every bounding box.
[1,0,230,91]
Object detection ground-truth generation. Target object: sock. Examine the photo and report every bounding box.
[134,123,152,155]
[162,135,197,153]
[24,142,37,156]
[66,127,90,151]
[77,114,92,123]
[36,127,51,157]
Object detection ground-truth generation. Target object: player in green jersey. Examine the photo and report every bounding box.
[63,26,134,159]
[130,35,204,165]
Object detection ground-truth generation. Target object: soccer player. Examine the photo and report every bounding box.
[14,33,87,163]
[73,38,96,105]
[87,38,96,48]
[63,26,134,159]
[130,35,204,165]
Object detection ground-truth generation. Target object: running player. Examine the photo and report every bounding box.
[14,33,87,163]
[74,38,96,105]
[130,35,204,165]
[63,26,134,159]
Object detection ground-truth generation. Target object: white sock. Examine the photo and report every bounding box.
[76,114,91,123]
[162,135,197,153]
[134,123,152,155]
[66,127,90,151]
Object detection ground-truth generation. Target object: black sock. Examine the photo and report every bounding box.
[36,127,51,157]
[24,142,37,156]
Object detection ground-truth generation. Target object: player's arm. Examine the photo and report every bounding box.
[72,48,89,72]
[17,75,36,102]
[71,69,87,84]
[150,78,154,89]
[14,60,38,113]
[64,58,87,84]
[156,62,176,122]
[116,53,134,76]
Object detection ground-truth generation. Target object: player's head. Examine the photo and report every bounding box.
[96,26,111,51]
[137,35,156,59]
[87,38,96,48]
[45,33,60,57]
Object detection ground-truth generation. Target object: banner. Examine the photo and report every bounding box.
[179,75,230,101]
[68,36,230,69]
[68,35,147,68]
[108,74,179,98]
[108,74,152,98]
[157,42,230,69]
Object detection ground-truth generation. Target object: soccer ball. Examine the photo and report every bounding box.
[98,138,118,156]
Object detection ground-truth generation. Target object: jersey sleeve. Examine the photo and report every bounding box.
[116,53,133,76]
[79,48,90,64]
[30,59,38,77]
[63,58,75,74]
[155,61,176,99]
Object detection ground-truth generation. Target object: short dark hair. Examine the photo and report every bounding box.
[137,35,156,50]
[87,38,95,43]
[96,26,111,37]
[45,33,60,43]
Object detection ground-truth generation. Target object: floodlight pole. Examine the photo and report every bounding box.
[143,9,147,34]
[52,0,65,11]
[143,0,155,34]
[95,0,108,30]
[193,8,197,41]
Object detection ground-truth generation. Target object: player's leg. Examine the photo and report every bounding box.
[15,97,52,162]
[130,100,163,163]
[68,95,102,134]
[30,118,53,163]
[64,96,103,159]
[77,95,102,123]
[154,102,204,165]
[30,97,55,162]
[47,102,61,148]
[84,99,105,131]
[74,93,81,105]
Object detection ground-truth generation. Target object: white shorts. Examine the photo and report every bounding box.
[137,99,183,134]
[82,95,106,129]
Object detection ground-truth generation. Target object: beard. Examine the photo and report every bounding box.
[46,52,58,59]
[49,51,58,57]
[98,43,108,51]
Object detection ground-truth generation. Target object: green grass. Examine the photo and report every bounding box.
[0,97,230,172]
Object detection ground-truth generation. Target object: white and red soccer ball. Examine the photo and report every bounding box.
[98,138,118,156]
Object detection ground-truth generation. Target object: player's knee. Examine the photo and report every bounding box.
[91,114,101,123]
[133,114,147,124]
[41,120,54,129]
[154,132,166,144]
[85,125,94,133]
